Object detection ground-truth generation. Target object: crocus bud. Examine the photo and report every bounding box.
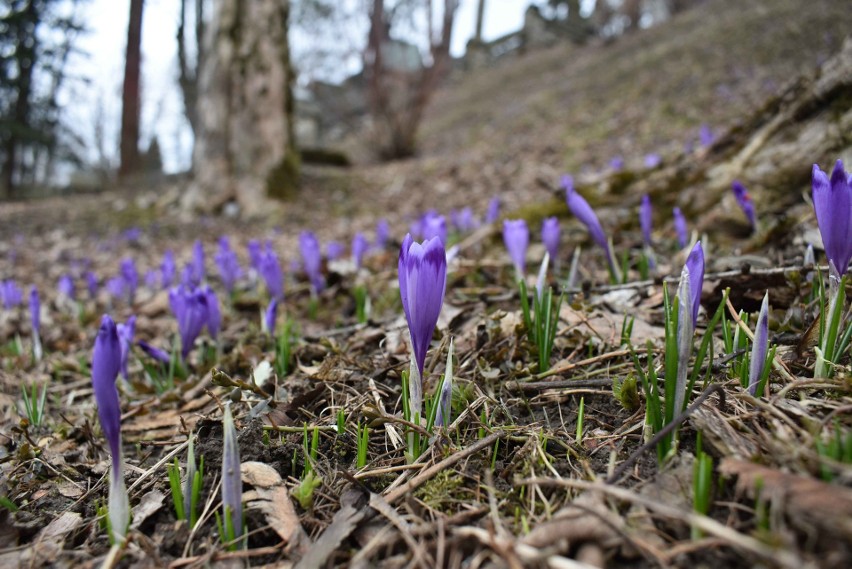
[161,250,177,289]
[189,240,205,286]
[116,316,136,380]
[640,195,653,246]
[564,176,618,279]
[299,231,325,293]
[137,339,171,364]
[215,237,242,294]
[748,292,770,395]
[1,280,22,309]
[644,153,661,169]
[486,197,500,224]
[29,286,40,337]
[221,403,243,542]
[541,217,560,264]
[30,286,41,361]
[699,124,714,147]
[263,299,278,335]
[502,219,529,278]
[673,241,704,415]
[399,234,447,418]
[673,207,688,249]
[732,181,756,229]
[120,258,138,303]
[352,233,369,270]
[375,219,390,250]
[812,160,852,280]
[421,213,447,246]
[92,315,129,542]
[58,274,75,300]
[326,241,345,261]
[86,271,99,299]
[259,245,284,301]
[169,286,209,360]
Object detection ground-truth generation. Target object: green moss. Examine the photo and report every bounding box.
[266,149,301,201]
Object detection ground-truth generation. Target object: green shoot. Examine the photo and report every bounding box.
[692,433,713,539]
[816,421,852,481]
[336,408,346,436]
[20,383,47,426]
[275,317,297,377]
[518,279,563,373]
[576,397,585,443]
[815,275,847,378]
[354,284,369,324]
[167,457,186,521]
[357,421,369,468]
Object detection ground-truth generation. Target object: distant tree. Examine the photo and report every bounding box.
[184,0,297,214]
[365,0,459,159]
[0,0,86,198]
[176,0,205,163]
[119,0,144,178]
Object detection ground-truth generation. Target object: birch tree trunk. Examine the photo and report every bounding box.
[184,0,297,215]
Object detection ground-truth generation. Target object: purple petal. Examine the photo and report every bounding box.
[92,315,123,471]
[813,160,852,276]
[137,339,171,364]
[502,219,529,276]
[640,195,653,245]
[748,292,770,395]
[685,242,704,325]
[29,286,39,335]
[564,181,608,254]
[541,217,560,262]
[673,207,688,248]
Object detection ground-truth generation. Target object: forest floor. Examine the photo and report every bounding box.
[1,0,852,567]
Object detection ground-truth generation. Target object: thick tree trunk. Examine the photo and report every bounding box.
[184,0,296,214]
[119,0,144,179]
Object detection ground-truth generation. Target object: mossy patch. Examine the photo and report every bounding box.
[266,149,301,201]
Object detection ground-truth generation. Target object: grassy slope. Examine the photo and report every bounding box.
[417,0,850,176]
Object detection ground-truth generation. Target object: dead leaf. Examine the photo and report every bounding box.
[130,489,165,530]
[241,461,307,550]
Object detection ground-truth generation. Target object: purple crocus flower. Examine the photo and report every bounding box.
[91,315,129,542]
[264,298,278,334]
[258,246,284,300]
[640,195,653,246]
[106,277,127,301]
[205,286,221,340]
[541,217,560,263]
[58,274,75,299]
[399,234,447,417]
[812,160,852,278]
[609,156,624,171]
[144,270,159,290]
[502,219,529,277]
[116,316,136,381]
[215,237,242,294]
[685,241,705,326]
[421,212,448,246]
[325,241,344,261]
[299,231,325,293]
[169,286,209,360]
[673,207,688,249]
[29,286,40,335]
[120,258,138,303]
[221,404,243,542]
[375,219,390,250]
[247,240,263,271]
[30,286,42,361]
[732,181,756,228]
[486,197,501,224]
[1,280,22,309]
[452,207,478,233]
[563,175,617,278]
[137,339,171,365]
[748,292,770,396]
[86,271,99,299]
[352,232,369,270]
[644,153,661,169]
[188,240,205,287]
[699,124,714,147]
[123,227,142,243]
[673,241,705,414]
[161,250,177,289]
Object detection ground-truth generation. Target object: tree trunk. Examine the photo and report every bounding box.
[184,0,297,214]
[474,0,485,41]
[119,0,144,179]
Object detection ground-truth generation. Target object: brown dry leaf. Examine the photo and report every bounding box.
[241,461,307,550]
[130,489,165,530]
[24,511,82,566]
[689,405,760,459]
[560,305,664,347]
[719,458,852,540]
